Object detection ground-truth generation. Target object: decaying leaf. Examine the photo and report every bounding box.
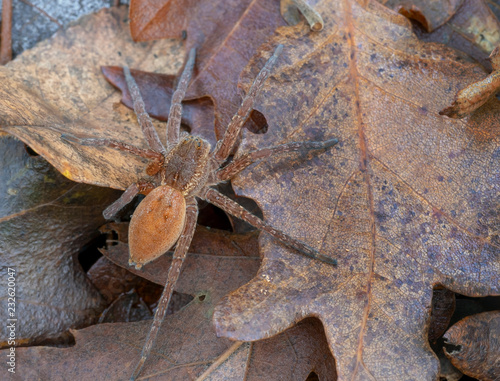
[378,0,464,32]
[88,246,191,323]
[0,1,498,379]
[429,287,456,342]
[400,0,500,70]
[7,227,336,380]
[87,255,159,305]
[211,0,499,379]
[101,66,216,143]
[440,45,500,118]
[129,0,288,137]
[444,310,500,381]
[0,6,186,190]
[101,225,260,293]
[0,136,119,345]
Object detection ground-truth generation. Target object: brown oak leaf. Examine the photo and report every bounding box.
[211,0,500,379]
[0,7,188,190]
[0,136,119,345]
[8,227,337,380]
[393,0,500,70]
[129,0,288,138]
[444,310,500,381]
[100,66,216,144]
[378,0,464,32]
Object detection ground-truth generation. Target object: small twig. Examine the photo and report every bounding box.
[19,0,63,28]
[195,342,245,381]
[0,0,13,64]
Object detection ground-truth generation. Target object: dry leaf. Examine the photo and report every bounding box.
[7,227,336,380]
[101,225,261,291]
[489,0,500,21]
[404,0,500,70]
[444,310,500,380]
[0,2,498,379]
[101,66,216,144]
[0,136,119,345]
[129,0,287,137]
[88,241,192,323]
[211,0,499,379]
[378,0,464,32]
[9,316,336,380]
[87,255,160,305]
[0,7,185,190]
[429,287,456,342]
[440,45,500,118]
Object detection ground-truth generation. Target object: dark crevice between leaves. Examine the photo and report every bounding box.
[305,371,320,381]
[197,182,264,233]
[78,233,106,272]
[23,143,39,156]
[197,201,233,231]
[451,294,500,326]
[28,330,77,349]
[105,228,119,246]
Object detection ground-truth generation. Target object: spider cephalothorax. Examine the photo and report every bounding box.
[127,134,214,267]
[64,45,337,380]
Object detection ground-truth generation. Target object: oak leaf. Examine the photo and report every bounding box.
[0,7,186,190]
[392,0,500,70]
[378,0,463,32]
[129,0,288,137]
[444,310,500,380]
[9,227,336,380]
[211,0,500,379]
[0,136,119,345]
[101,66,217,144]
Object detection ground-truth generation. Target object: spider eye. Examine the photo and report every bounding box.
[128,185,186,268]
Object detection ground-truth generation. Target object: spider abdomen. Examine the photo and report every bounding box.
[128,185,186,269]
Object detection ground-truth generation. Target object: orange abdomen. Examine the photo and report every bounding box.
[128,185,186,268]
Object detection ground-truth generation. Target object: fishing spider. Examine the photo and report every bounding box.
[65,44,337,380]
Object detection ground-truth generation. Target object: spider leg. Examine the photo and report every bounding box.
[123,66,167,155]
[203,188,336,265]
[61,134,163,161]
[166,48,196,147]
[103,181,155,219]
[130,198,198,381]
[217,138,338,181]
[103,183,140,219]
[212,44,283,164]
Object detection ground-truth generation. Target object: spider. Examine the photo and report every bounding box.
[64,44,337,380]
